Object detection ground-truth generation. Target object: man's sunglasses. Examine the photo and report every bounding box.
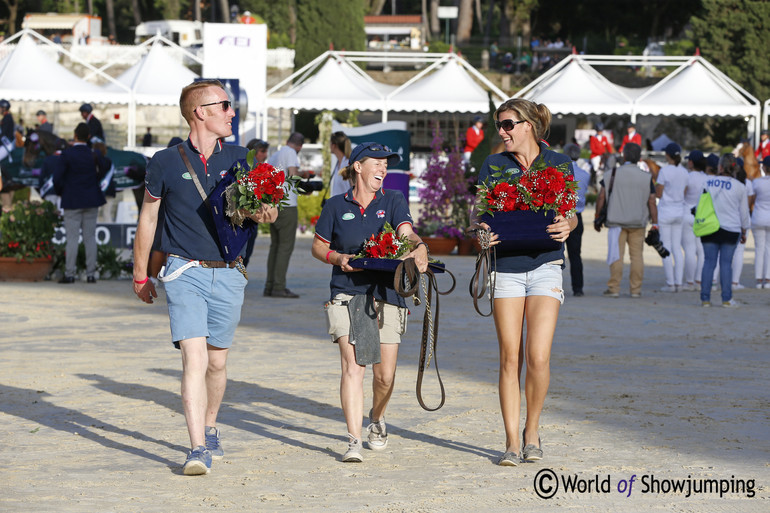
[366,144,392,152]
[199,100,232,112]
[495,119,526,131]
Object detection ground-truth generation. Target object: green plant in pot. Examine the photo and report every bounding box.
[0,200,61,262]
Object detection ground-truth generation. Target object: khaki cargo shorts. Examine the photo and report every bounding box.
[324,293,408,344]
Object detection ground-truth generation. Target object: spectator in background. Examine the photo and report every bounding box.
[36,110,53,133]
[264,132,308,298]
[589,123,613,186]
[655,143,690,292]
[595,143,658,298]
[699,154,750,308]
[142,127,153,147]
[619,122,642,153]
[564,143,590,296]
[243,138,270,268]
[54,122,109,284]
[329,131,352,198]
[755,129,770,161]
[682,150,708,291]
[751,156,770,288]
[463,116,485,164]
[489,41,499,68]
[79,103,104,144]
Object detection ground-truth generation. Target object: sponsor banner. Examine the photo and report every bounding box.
[54,223,138,249]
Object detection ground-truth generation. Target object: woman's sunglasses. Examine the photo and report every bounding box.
[199,100,232,111]
[495,119,526,131]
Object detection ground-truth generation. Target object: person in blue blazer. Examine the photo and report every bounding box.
[54,122,109,283]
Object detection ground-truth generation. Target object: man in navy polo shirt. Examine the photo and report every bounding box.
[132,79,277,476]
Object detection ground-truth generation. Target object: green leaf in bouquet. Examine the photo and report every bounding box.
[246,149,256,170]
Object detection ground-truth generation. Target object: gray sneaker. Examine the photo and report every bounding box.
[498,451,520,466]
[204,426,223,460]
[366,410,388,451]
[342,434,363,462]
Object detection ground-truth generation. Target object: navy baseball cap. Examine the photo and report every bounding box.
[349,142,401,167]
[664,143,681,157]
[706,154,719,168]
[763,156,770,168]
[686,149,704,162]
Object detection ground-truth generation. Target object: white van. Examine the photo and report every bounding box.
[135,20,203,48]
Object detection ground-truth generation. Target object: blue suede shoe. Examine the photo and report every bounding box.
[205,426,224,460]
[183,445,212,475]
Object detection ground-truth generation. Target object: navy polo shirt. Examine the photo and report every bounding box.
[145,139,248,261]
[478,143,570,273]
[315,187,413,307]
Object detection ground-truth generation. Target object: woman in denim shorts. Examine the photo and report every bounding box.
[311,142,429,463]
[472,99,577,466]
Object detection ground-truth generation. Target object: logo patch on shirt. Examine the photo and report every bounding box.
[220,170,228,178]
[182,172,192,180]
[376,209,385,218]
[342,213,355,221]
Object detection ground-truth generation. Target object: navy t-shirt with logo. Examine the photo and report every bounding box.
[315,187,413,307]
[145,139,248,261]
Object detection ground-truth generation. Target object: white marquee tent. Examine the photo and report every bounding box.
[103,40,199,106]
[0,32,127,105]
[264,51,507,134]
[516,54,762,146]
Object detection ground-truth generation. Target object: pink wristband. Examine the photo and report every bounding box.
[134,276,149,285]
[326,250,335,264]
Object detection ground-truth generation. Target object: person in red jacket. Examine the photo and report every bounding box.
[756,130,770,160]
[589,123,614,183]
[619,122,642,153]
[464,116,485,164]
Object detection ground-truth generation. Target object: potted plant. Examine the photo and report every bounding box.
[417,124,476,255]
[0,199,61,281]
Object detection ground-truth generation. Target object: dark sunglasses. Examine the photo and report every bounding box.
[366,144,391,152]
[495,119,526,131]
[199,100,231,112]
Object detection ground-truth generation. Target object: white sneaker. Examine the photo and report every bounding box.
[722,299,740,308]
[756,283,764,289]
[733,283,745,290]
[366,411,388,451]
[681,283,696,291]
[660,285,677,293]
[342,434,363,462]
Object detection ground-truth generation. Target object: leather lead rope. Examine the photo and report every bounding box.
[470,230,496,317]
[394,258,455,411]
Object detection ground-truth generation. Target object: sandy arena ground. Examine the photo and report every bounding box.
[1,207,768,512]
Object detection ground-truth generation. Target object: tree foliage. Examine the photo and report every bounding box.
[690,0,770,101]
[294,0,365,69]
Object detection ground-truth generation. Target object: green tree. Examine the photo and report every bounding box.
[690,0,770,101]
[294,0,365,68]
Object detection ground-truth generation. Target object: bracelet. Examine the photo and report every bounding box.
[325,250,335,264]
[134,276,149,285]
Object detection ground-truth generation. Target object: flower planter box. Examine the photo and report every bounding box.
[422,236,457,255]
[480,210,561,253]
[0,257,53,281]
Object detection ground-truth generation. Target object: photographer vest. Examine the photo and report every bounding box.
[606,163,653,229]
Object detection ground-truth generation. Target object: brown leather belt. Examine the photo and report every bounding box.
[169,254,242,268]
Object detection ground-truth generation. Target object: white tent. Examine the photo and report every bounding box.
[516,54,762,146]
[264,51,507,132]
[0,34,126,104]
[385,55,504,114]
[103,41,199,105]
[266,56,393,112]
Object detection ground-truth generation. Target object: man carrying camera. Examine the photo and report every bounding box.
[595,143,658,298]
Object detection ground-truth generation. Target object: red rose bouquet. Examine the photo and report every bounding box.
[476,160,578,218]
[224,150,301,227]
[355,222,415,259]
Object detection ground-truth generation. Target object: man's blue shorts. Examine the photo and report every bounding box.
[163,255,247,349]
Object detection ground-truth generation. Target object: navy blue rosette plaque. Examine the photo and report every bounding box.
[480,209,560,253]
[208,159,257,262]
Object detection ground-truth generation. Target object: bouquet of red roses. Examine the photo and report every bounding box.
[355,222,415,259]
[476,160,578,218]
[224,149,301,227]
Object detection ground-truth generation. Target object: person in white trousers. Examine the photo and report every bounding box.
[656,143,689,292]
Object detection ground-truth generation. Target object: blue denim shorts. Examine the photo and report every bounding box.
[162,255,247,349]
[492,262,564,304]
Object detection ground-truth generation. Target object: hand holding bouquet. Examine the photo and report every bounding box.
[355,222,415,259]
[224,149,301,227]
